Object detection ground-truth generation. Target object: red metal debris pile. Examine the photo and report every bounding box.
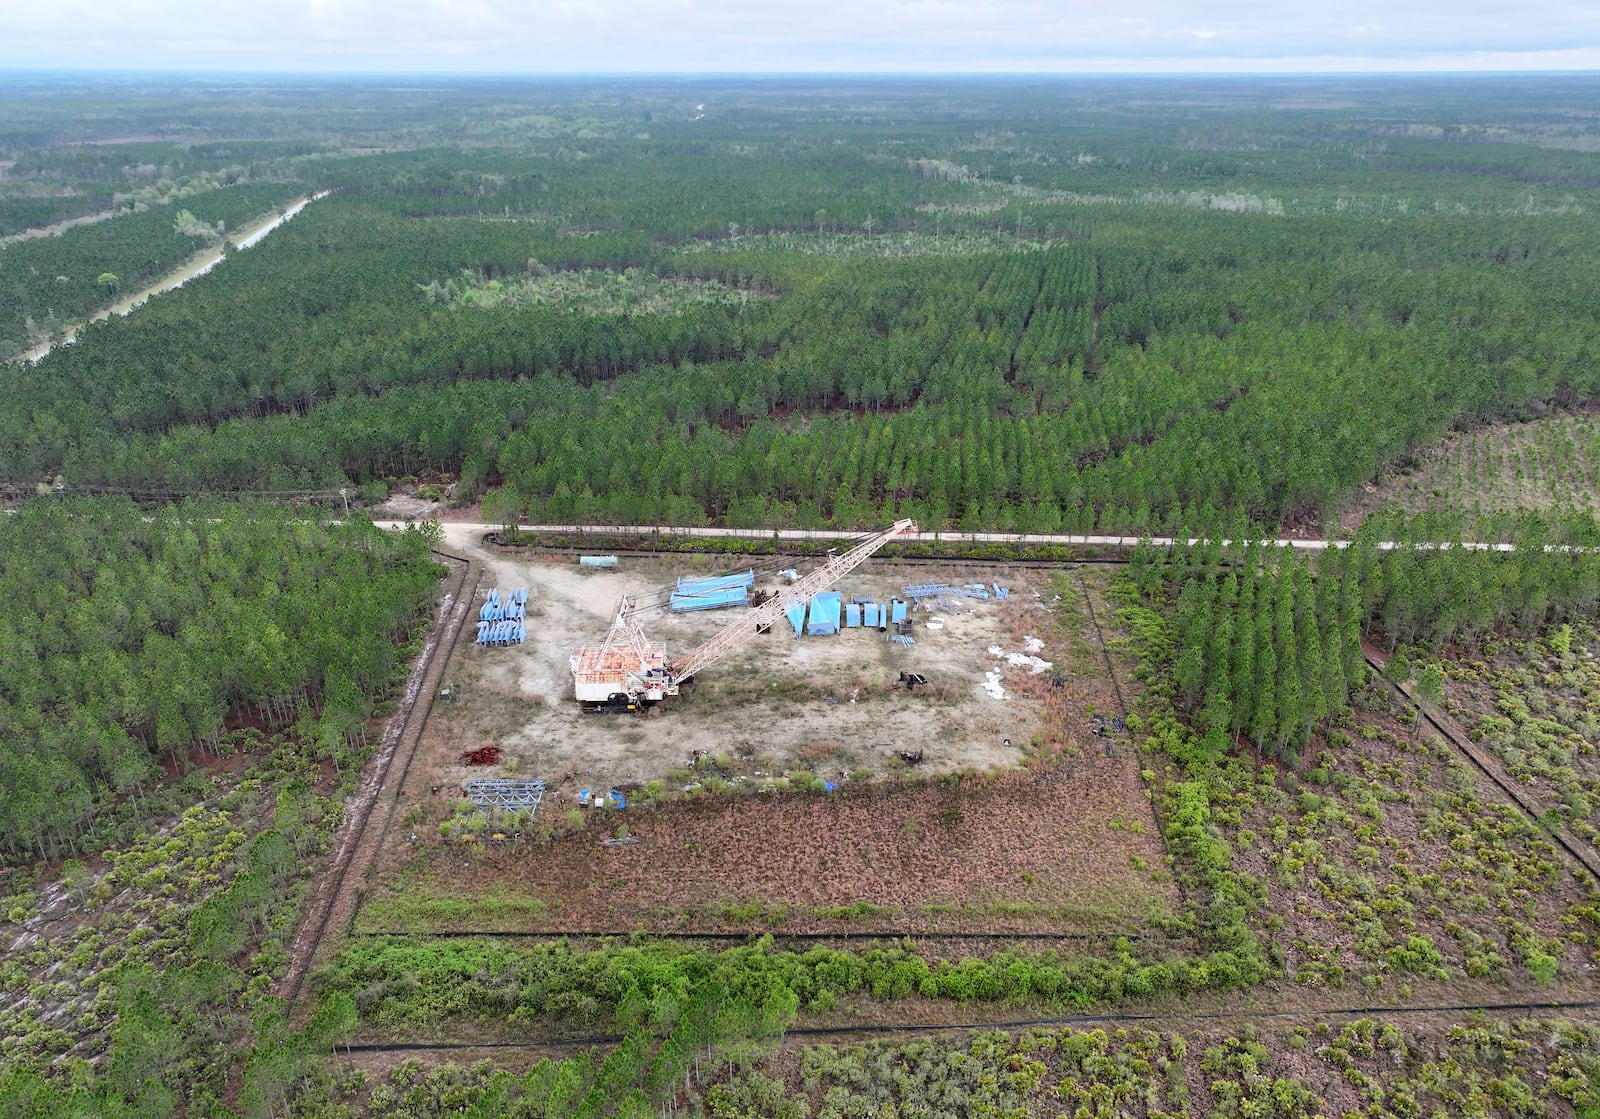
[458,746,502,766]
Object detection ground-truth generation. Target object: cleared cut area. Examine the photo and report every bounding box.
[1342,409,1600,527]
[426,537,1050,790]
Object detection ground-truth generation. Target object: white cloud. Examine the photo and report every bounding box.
[0,0,1596,71]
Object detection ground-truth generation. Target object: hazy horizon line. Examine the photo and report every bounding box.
[4,67,1598,80]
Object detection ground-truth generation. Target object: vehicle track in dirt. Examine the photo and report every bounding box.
[281,550,477,1012]
[1363,643,1600,886]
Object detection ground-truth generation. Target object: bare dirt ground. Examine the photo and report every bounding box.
[352,527,1158,937]
[359,751,1171,935]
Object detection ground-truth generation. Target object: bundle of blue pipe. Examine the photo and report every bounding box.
[476,587,529,645]
[475,619,525,646]
[479,588,529,624]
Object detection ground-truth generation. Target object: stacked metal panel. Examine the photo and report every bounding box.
[807,591,843,635]
[669,570,754,613]
[677,571,755,592]
[465,778,545,812]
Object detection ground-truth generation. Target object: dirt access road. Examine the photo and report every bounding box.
[12,191,330,365]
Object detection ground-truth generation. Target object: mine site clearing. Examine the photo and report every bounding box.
[424,525,1059,799]
[364,526,1160,938]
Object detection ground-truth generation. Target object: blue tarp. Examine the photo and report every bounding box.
[863,603,879,628]
[785,601,807,637]
[808,591,843,636]
[846,603,862,628]
[890,598,907,624]
[875,603,889,631]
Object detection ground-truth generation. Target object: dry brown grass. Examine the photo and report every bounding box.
[358,751,1172,936]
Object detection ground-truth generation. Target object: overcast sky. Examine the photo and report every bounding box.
[2,0,1596,74]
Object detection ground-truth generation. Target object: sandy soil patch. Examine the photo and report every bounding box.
[357,531,1160,936]
[424,532,1051,792]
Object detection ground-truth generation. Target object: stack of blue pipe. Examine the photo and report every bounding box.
[476,587,528,645]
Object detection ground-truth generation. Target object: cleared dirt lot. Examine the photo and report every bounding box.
[358,527,1163,937]
[422,526,1054,795]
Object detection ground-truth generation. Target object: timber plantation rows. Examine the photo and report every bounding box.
[4,73,1600,1116]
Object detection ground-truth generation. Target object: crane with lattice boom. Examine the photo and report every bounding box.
[569,519,917,704]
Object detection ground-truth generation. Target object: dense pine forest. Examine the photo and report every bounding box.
[0,499,442,857]
[7,74,1600,1118]
[6,75,1600,536]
